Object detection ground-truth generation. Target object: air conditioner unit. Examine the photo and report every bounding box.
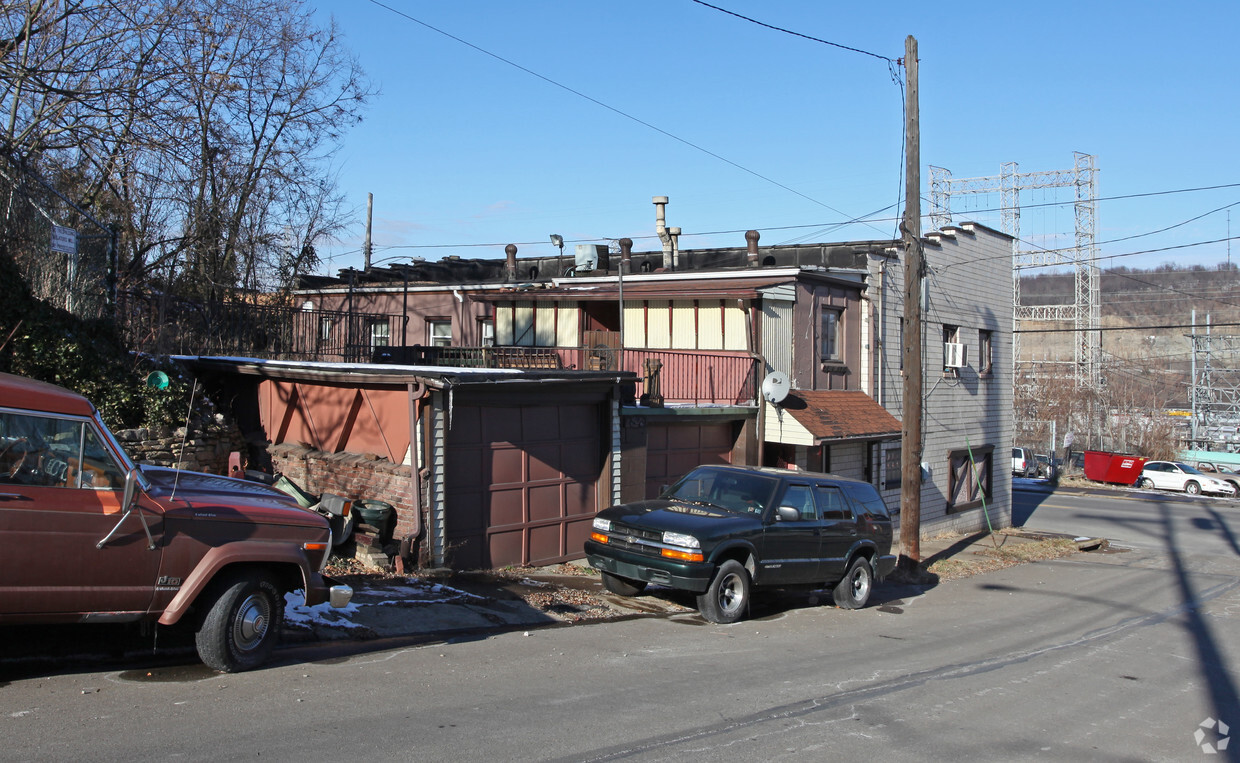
[944,342,967,368]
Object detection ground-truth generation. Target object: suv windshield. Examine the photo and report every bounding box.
[662,466,782,516]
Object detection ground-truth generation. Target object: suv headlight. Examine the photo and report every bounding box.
[593,517,611,532]
[662,531,700,549]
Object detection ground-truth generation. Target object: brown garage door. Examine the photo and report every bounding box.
[644,422,736,498]
[444,403,602,568]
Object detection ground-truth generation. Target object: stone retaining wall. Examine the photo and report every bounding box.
[114,421,245,474]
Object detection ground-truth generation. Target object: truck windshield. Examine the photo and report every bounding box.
[663,467,781,516]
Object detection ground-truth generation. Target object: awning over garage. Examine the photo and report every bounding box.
[764,390,901,445]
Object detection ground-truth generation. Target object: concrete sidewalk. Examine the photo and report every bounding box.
[286,529,1087,644]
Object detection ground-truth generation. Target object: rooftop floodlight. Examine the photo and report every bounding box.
[550,234,564,255]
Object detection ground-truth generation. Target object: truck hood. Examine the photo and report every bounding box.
[599,499,762,537]
[142,467,327,528]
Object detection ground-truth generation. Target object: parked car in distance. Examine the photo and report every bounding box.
[1035,453,1056,477]
[584,464,896,624]
[1012,447,1037,477]
[0,372,353,672]
[1136,461,1238,497]
[1193,462,1240,493]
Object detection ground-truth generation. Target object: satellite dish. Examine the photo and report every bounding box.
[761,372,790,405]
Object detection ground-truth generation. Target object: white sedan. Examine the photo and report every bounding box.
[1137,461,1237,496]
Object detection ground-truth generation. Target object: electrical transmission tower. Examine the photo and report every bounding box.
[929,152,1101,390]
[1189,315,1240,451]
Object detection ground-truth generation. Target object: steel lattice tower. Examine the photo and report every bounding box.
[1189,315,1240,451]
[929,152,1101,389]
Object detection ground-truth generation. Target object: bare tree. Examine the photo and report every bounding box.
[0,0,372,302]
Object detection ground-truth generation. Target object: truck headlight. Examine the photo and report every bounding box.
[662,531,699,549]
[593,517,611,532]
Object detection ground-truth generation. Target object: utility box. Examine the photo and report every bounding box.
[1083,450,1147,485]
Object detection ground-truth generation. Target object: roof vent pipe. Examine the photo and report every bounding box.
[653,196,673,269]
[746,229,760,267]
[505,244,517,282]
[619,238,633,275]
[669,227,681,269]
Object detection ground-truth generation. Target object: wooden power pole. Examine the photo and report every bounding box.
[898,35,923,573]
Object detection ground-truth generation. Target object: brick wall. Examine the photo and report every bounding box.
[267,443,422,544]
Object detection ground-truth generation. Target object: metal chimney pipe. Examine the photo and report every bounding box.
[505,244,517,281]
[745,229,760,268]
[653,196,672,269]
[669,227,681,269]
[619,238,632,275]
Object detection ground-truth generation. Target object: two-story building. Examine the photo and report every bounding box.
[218,218,1013,569]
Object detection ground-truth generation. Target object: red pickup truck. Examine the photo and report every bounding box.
[0,372,352,672]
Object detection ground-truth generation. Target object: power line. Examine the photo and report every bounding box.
[1016,321,1240,334]
[689,0,895,62]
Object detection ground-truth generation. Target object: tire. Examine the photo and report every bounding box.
[1185,481,1201,496]
[833,556,874,610]
[1139,477,1154,490]
[195,572,284,673]
[696,560,750,624]
[601,571,647,597]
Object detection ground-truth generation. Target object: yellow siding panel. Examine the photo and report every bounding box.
[723,303,748,351]
[647,301,671,349]
[623,301,645,348]
[698,300,723,350]
[514,303,534,346]
[671,300,697,349]
[495,304,513,345]
[535,304,557,347]
[556,302,579,347]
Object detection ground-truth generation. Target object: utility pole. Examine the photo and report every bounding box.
[898,35,924,574]
[364,192,374,271]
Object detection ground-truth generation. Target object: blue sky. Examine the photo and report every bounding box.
[309,1,1240,276]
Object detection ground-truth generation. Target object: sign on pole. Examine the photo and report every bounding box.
[50,225,77,255]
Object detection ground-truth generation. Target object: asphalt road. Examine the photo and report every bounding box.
[3,487,1239,761]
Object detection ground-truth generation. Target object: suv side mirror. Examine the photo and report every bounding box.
[775,505,799,523]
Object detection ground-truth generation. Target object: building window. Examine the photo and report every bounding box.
[478,317,494,347]
[318,316,332,346]
[367,319,390,350]
[979,329,993,376]
[943,324,961,375]
[820,445,831,474]
[821,309,841,362]
[428,319,451,347]
[947,445,992,513]
[885,446,901,490]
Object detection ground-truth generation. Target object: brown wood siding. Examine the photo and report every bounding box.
[444,402,603,568]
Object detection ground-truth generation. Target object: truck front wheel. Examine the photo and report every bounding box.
[195,572,284,673]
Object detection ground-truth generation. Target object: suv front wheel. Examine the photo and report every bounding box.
[833,556,874,609]
[697,560,750,624]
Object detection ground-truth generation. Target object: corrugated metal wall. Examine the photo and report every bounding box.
[762,299,794,377]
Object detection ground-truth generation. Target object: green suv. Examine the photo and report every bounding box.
[584,464,896,623]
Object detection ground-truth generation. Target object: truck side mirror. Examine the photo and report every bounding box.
[122,467,140,513]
